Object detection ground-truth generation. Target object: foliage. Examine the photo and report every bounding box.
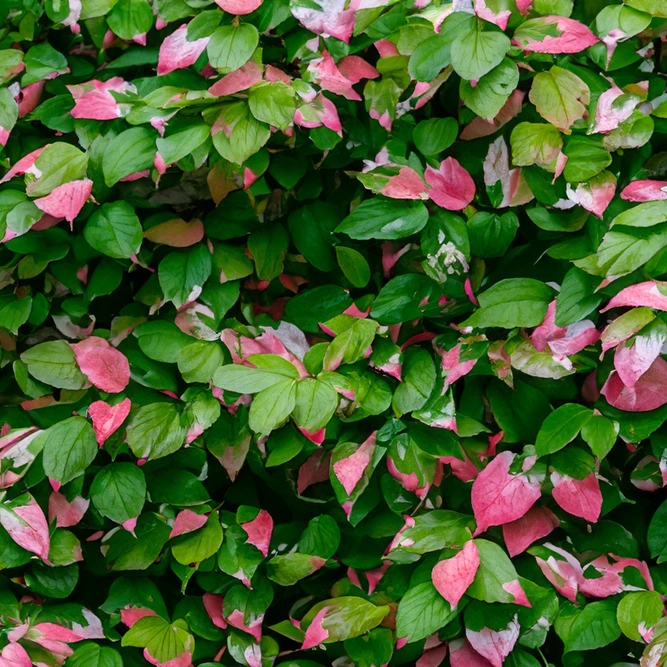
[1,1,667,666]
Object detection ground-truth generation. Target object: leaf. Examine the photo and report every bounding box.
[207,23,259,73]
[211,101,270,165]
[413,118,458,155]
[617,591,663,642]
[463,278,552,329]
[248,82,295,130]
[248,379,297,434]
[555,267,601,327]
[84,201,143,259]
[460,58,519,122]
[122,616,193,663]
[468,211,519,258]
[581,414,618,459]
[302,597,390,643]
[67,643,123,667]
[102,127,157,187]
[648,500,667,563]
[529,66,590,133]
[451,20,510,81]
[171,511,223,565]
[293,378,338,432]
[158,244,212,308]
[40,417,98,484]
[20,340,88,390]
[126,403,186,461]
[336,197,429,240]
[90,463,146,524]
[371,274,440,324]
[535,404,593,457]
[555,600,621,653]
[396,582,457,643]
[467,539,522,604]
[335,246,370,288]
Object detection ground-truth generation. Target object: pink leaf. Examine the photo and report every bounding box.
[240,509,273,557]
[291,0,355,43]
[0,146,47,184]
[88,398,131,446]
[474,0,510,30]
[513,16,599,54]
[170,509,208,539]
[381,166,428,200]
[449,639,494,667]
[301,607,330,650]
[215,0,262,14]
[441,343,478,388]
[67,77,134,120]
[502,580,531,607]
[425,157,475,211]
[203,593,227,629]
[48,492,89,528]
[158,25,210,76]
[0,642,31,667]
[332,432,376,496]
[566,172,616,218]
[551,471,602,522]
[621,180,667,202]
[502,506,559,557]
[120,606,158,628]
[416,638,448,667]
[471,451,542,534]
[590,84,640,134]
[602,280,667,312]
[227,609,263,642]
[466,615,520,667]
[614,334,664,388]
[602,357,667,412]
[337,55,379,83]
[0,494,50,560]
[431,540,479,608]
[71,336,130,393]
[33,178,93,223]
[308,51,361,101]
[535,543,582,602]
[298,450,331,494]
[144,648,193,667]
[209,61,263,96]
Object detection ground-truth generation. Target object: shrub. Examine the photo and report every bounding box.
[1,0,667,665]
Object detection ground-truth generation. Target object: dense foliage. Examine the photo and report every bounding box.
[1,0,667,666]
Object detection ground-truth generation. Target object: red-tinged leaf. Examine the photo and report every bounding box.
[203,593,227,629]
[0,642,31,667]
[601,358,667,412]
[209,61,263,97]
[551,471,602,522]
[425,157,476,211]
[431,540,480,608]
[67,78,134,120]
[48,492,89,528]
[0,493,50,560]
[466,615,520,667]
[157,25,210,76]
[449,639,494,667]
[144,218,204,248]
[502,506,559,557]
[121,607,159,628]
[88,398,131,446]
[535,544,582,602]
[513,16,599,54]
[301,607,330,649]
[471,451,542,534]
[381,167,428,200]
[240,509,273,557]
[614,334,663,388]
[215,0,262,14]
[621,180,667,202]
[298,450,332,495]
[337,56,379,83]
[332,432,376,496]
[170,510,208,539]
[33,178,93,223]
[602,281,667,312]
[71,337,130,393]
[461,90,525,141]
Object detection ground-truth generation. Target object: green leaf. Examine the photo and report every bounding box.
[335,246,370,288]
[107,0,153,39]
[392,348,436,415]
[413,118,458,155]
[22,42,68,86]
[463,278,552,329]
[40,417,98,484]
[529,66,590,133]
[581,414,618,459]
[134,321,194,362]
[450,20,510,81]
[467,539,521,604]
[90,463,146,524]
[126,403,186,461]
[555,267,601,327]
[396,582,457,643]
[103,127,157,187]
[610,201,667,228]
[648,499,667,563]
[84,201,143,259]
[67,642,123,667]
[26,142,88,197]
[284,285,351,333]
[105,513,172,570]
[460,58,519,121]
[510,123,562,171]
[535,404,592,457]
[122,615,193,662]
[211,102,270,165]
[247,224,288,281]
[248,82,294,130]
[371,274,440,324]
[563,136,612,183]
[158,245,212,308]
[555,600,621,653]
[248,379,297,434]
[336,197,429,241]
[293,378,338,432]
[302,597,390,643]
[617,591,663,642]
[468,212,519,258]
[172,511,223,565]
[593,227,667,279]
[156,123,210,165]
[207,23,259,73]
[214,357,299,393]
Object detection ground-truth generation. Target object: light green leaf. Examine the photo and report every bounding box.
[21,340,88,390]
[529,66,590,133]
[126,403,186,461]
[248,379,297,434]
[336,197,429,241]
[40,417,98,484]
[248,82,294,130]
[460,58,519,121]
[450,20,510,82]
[207,23,259,73]
[171,511,223,565]
[84,201,143,259]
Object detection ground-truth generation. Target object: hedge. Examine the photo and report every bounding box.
[1,0,667,666]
